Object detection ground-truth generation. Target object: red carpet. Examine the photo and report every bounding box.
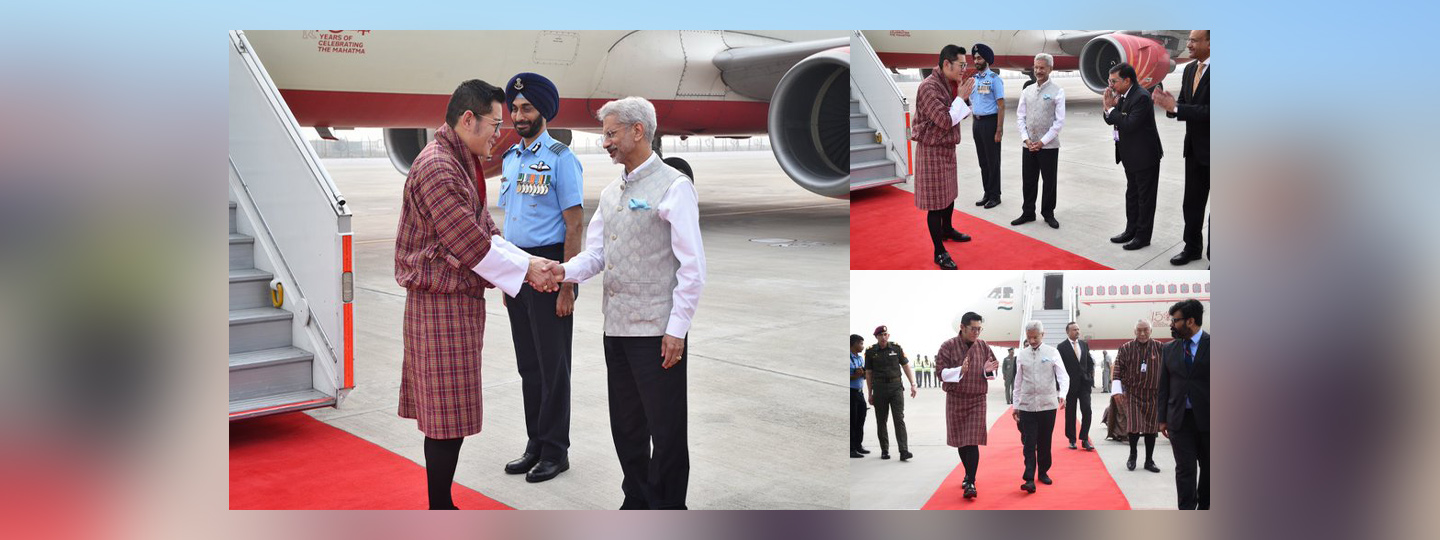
[230,412,512,510]
[921,407,1130,510]
[850,186,1111,270]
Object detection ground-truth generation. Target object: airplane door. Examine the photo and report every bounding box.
[677,31,728,98]
[1043,274,1063,310]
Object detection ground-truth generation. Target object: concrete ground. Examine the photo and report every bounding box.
[305,150,850,509]
[866,67,1208,270]
[848,368,1181,509]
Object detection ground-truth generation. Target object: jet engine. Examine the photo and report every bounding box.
[767,47,850,199]
[1078,33,1175,93]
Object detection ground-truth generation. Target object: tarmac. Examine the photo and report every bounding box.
[848,364,1180,510]
[304,150,851,509]
[876,67,1208,270]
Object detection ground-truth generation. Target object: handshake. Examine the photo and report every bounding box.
[525,257,566,293]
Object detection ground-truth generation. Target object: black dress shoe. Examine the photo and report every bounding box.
[505,453,540,474]
[851,451,864,458]
[1020,481,1035,493]
[857,447,871,454]
[1110,231,1135,244]
[881,452,891,460]
[1170,251,1200,265]
[1082,439,1094,451]
[1123,239,1150,251]
[1127,456,1137,471]
[1039,474,1052,485]
[945,229,972,242]
[975,198,989,206]
[525,459,569,483]
[963,481,978,499]
[1011,214,1036,226]
[983,198,1001,209]
[1068,441,1077,450]
[935,252,958,270]
[899,451,913,461]
[1044,216,1060,229]
[1144,461,1161,473]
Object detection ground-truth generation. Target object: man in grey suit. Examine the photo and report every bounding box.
[1158,299,1209,510]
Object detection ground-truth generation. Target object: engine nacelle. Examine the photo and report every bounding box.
[1078,33,1175,93]
[768,48,850,199]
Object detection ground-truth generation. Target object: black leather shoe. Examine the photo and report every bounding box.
[1020,481,1035,493]
[1127,455,1137,471]
[1068,441,1077,450]
[505,453,540,474]
[1110,231,1135,244]
[881,452,891,460]
[963,481,978,499]
[983,198,1001,209]
[975,198,989,206]
[1039,474,1052,485]
[1082,439,1094,451]
[851,451,864,458]
[1123,239,1150,251]
[1170,251,1200,265]
[899,451,913,461]
[1144,461,1161,473]
[857,447,871,454]
[945,229,972,242]
[1011,214,1036,226]
[935,252,958,270]
[1044,216,1060,229]
[525,459,569,483]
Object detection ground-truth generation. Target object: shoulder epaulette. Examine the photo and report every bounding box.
[548,141,568,154]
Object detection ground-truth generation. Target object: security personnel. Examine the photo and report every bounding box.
[970,43,1006,209]
[864,325,917,461]
[499,72,585,483]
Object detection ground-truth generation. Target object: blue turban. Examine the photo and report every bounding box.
[504,72,559,122]
[972,43,995,65]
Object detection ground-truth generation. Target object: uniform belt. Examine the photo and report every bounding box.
[974,113,996,118]
[874,376,902,384]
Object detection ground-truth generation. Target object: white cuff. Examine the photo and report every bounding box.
[940,367,962,383]
[1111,380,1124,395]
[472,235,528,297]
[949,98,971,126]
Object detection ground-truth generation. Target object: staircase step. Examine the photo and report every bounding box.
[229,389,334,420]
[850,176,907,191]
[850,142,886,163]
[229,201,238,234]
[229,268,275,310]
[850,128,878,146]
[229,233,254,269]
[229,346,315,402]
[850,159,899,182]
[230,346,313,371]
[229,307,294,354]
[849,113,869,129]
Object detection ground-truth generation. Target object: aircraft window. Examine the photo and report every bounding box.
[1193,283,1202,293]
[1108,286,1117,295]
[1180,284,1189,293]
[1085,286,1093,295]
[1204,283,1210,293]
[1145,285,1153,294]
[1168,284,1177,294]
[1121,285,1129,295]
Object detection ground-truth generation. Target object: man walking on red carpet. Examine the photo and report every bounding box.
[1011,320,1068,494]
[937,312,1000,499]
[911,44,976,270]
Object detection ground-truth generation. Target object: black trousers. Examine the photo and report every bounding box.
[850,388,867,451]
[1170,409,1210,510]
[972,114,1002,200]
[1020,147,1058,218]
[1017,409,1057,481]
[1123,164,1161,242]
[604,335,689,510]
[1182,158,1211,256]
[505,243,573,461]
[872,382,907,453]
[1065,389,1092,443]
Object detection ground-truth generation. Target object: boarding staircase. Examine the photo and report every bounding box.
[848,30,909,192]
[229,30,354,420]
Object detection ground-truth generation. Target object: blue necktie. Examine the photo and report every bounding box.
[1185,342,1195,368]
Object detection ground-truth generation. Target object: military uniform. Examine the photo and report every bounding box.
[499,126,584,466]
[864,341,910,456]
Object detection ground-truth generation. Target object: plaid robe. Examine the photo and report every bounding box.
[937,336,995,447]
[912,72,963,211]
[1114,339,1164,435]
[395,123,503,439]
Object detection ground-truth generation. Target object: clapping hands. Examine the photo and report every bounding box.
[1152,88,1177,113]
[526,257,565,292]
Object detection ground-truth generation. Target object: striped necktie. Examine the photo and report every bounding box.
[1192,64,1205,95]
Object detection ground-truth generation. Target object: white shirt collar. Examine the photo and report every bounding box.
[622,152,659,183]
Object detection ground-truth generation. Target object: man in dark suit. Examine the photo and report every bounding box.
[1058,321,1095,450]
[1158,299,1210,510]
[1154,31,1210,265]
[1102,63,1164,251]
